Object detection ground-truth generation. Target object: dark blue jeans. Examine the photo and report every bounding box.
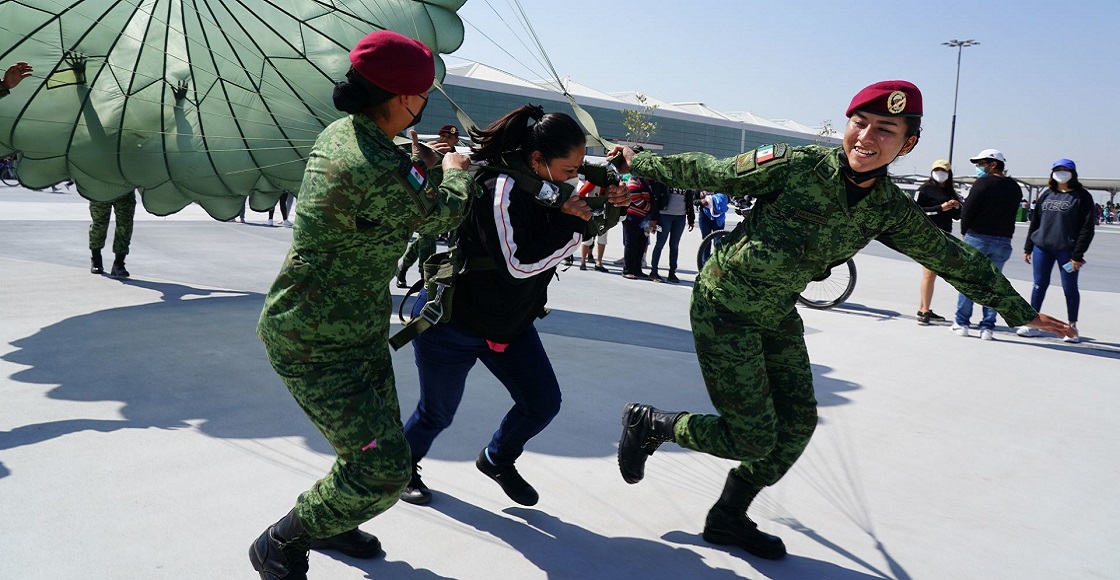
[651,213,687,276]
[403,292,562,466]
[1031,246,1081,323]
[955,233,1012,330]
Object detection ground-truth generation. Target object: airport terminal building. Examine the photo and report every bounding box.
[418,63,841,158]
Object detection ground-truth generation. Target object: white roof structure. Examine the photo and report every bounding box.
[443,63,837,144]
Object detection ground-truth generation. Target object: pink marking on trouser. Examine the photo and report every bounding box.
[487,340,509,353]
[361,439,377,451]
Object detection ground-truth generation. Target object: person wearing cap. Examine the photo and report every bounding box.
[914,159,962,325]
[951,149,1025,340]
[1017,159,1095,343]
[393,124,463,288]
[251,30,474,579]
[608,80,1072,561]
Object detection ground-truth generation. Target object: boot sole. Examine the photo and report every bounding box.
[617,402,647,484]
[702,529,787,560]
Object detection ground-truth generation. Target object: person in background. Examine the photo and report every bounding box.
[576,176,611,271]
[266,191,294,227]
[609,81,1072,563]
[951,148,1024,340]
[649,186,695,283]
[249,30,473,580]
[914,159,961,325]
[621,174,653,279]
[394,126,460,288]
[87,190,138,278]
[1017,158,1094,343]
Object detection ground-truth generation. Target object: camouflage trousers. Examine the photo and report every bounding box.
[266,349,411,538]
[397,233,436,275]
[88,192,136,255]
[675,288,818,490]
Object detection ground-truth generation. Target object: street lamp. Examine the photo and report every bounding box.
[942,38,979,165]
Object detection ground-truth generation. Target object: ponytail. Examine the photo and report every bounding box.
[470,104,585,164]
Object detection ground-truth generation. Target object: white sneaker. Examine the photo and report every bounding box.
[267,218,274,227]
[980,329,994,341]
[1016,326,1041,337]
[282,219,293,227]
[1064,323,1080,343]
[951,323,969,337]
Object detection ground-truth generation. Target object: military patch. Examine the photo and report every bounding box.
[792,208,829,226]
[735,143,790,176]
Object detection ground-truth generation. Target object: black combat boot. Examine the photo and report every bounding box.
[90,251,104,274]
[702,470,786,560]
[249,508,312,579]
[109,254,129,278]
[617,402,685,484]
[400,463,433,506]
[310,528,382,559]
[395,268,408,289]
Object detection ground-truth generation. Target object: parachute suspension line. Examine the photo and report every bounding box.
[476,0,555,82]
[501,0,617,150]
[432,79,479,138]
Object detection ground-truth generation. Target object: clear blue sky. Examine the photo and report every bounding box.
[450,0,1118,195]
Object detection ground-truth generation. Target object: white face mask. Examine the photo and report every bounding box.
[932,170,949,183]
[1052,170,1072,184]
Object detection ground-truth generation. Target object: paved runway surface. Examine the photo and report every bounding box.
[2,187,1118,579]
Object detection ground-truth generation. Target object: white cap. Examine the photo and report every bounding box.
[969,149,1006,164]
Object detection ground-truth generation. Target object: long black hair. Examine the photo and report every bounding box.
[469,105,585,165]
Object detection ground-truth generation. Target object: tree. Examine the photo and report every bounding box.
[622,93,658,146]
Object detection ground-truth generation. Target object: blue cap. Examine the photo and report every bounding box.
[1052,158,1076,172]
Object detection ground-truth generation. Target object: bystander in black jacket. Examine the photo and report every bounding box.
[960,175,1023,238]
[914,181,961,233]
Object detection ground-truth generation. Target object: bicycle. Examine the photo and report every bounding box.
[696,227,857,310]
[0,154,18,186]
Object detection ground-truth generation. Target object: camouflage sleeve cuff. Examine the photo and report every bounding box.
[999,295,1037,328]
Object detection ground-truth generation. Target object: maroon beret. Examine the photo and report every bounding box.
[438,125,459,135]
[846,80,922,117]
[349,30,434,96]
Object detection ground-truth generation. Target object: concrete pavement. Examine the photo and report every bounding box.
[2,186,1118,579]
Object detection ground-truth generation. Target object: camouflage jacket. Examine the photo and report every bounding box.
[631,145,1036,329]
[258,114,473,362]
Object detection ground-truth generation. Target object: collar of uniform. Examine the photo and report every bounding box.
[352,113,401,154]
[815,147,893,207]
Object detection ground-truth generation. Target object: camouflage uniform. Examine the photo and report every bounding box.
[631,145,1036,490]
[88,190,137,256]
[257,114,472,538]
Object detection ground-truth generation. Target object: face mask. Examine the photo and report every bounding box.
[1052,170,1072,184]
[932,170,949,183]
[975,165,988,177]
[404,94,428,127]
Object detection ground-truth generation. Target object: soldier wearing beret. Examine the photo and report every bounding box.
[250,30,474,579]
[394,124,462,288]
[610,81,1073,561]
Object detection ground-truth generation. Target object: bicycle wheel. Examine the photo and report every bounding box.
[0,164,17,187]
[697,229,729,272]
[798,259,857,310]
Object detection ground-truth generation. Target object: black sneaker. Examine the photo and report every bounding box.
[926,310,946,322]
[649,272,664,283]
[400,464,432,506]
[916,311,931,326]
[667,273,680,283]
[475,449,538,506]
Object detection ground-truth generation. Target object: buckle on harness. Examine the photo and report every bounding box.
[420,282,448,324]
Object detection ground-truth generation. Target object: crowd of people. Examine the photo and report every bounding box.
[1,41,1094,579]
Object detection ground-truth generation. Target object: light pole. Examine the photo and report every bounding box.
[942,38,979,165]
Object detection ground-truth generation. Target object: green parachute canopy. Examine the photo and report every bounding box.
[0,1,465,219]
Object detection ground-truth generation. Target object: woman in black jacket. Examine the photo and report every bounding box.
[400,105,628,506]
[1017,159,1095,342]
[914,159,961,325]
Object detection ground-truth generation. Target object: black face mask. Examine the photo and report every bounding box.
[837,149,891,183]
[405,94,428,127]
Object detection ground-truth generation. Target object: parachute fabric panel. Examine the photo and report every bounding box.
[0,0,465,219]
